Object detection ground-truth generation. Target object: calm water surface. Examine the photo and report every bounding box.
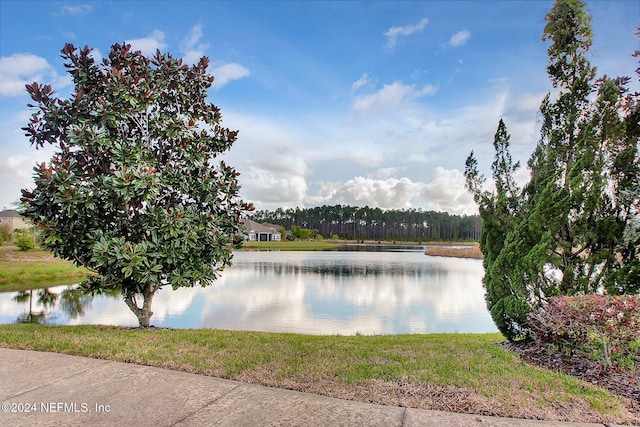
[0,247,497,334]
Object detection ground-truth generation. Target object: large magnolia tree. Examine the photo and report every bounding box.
[465,0,639,341]
[20,43,252,327]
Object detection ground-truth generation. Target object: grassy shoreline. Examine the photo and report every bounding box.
[0,324,636,425]
[239,240,341,251]
[239,240,480,252]
[0,246,89,292]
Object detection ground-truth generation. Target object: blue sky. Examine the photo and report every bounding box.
[0,1,638,214]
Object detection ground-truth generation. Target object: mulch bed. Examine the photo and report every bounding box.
[501,341,640,418]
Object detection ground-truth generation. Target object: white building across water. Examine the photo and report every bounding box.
[241,219,282,242]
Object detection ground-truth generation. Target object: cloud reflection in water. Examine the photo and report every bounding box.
[0,249,497,335]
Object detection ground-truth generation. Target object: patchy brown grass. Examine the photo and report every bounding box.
[0,325,636,424]
[425,243,483,259]
[0,245,56,262]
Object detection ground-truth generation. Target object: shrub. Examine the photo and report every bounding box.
[529,294,640,368]
[15,236,35,251]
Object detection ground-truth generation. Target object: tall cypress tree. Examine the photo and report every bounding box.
[465,0,640,341]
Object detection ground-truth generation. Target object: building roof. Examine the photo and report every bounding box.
[0,210,19,218]
[242,219,281,234]
[261,222,282,231]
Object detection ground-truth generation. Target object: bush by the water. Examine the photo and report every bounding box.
[529,295,640,368]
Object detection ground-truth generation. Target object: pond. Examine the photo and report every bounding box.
[0,246,497,335]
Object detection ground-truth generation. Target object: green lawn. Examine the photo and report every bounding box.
[0,325,635,424]
[0,246,89,292]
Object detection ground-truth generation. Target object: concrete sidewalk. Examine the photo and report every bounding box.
[0,348,618,427]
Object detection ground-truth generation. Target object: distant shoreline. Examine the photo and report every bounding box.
[424,243,483,259]
[239,240,484,259]
[239,239,482,252]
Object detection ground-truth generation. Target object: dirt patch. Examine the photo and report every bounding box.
[0,246,57,263]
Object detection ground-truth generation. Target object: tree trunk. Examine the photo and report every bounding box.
[123,283,156,327]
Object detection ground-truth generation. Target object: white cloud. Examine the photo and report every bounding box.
[181,24,210,65]
[352,80,437,114]
[383,17,429,52]
[510,91,545,116]
[421,167,477,215]
[3,155,33,183]
[352,72,372,91]
[367,167,402,180]
[240,156,310,209]
[211,63,251,89]
[448,29,471,47]
[55,4,93,16]
[0,147,57,209]
[307,136,386,167]
[304,168,477,214]
[0,53,51,96]
[182,24,204,52]
[406,153,432,164]
[126,30,167,56]
[310,176,422,209]
[242,170,308,207]
[220,111,312,209]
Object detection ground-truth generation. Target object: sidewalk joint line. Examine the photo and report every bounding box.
[171,383,243,426]
[400,407,407,426]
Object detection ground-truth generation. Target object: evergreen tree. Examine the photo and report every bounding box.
[465,0,640,340]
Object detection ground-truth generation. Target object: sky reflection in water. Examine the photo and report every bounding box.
[0,249,497,335]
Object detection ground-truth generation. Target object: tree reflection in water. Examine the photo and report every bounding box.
[14,288,57,324]
[12,285,113,324]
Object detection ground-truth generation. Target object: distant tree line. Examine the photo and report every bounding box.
[248,205,481,241]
